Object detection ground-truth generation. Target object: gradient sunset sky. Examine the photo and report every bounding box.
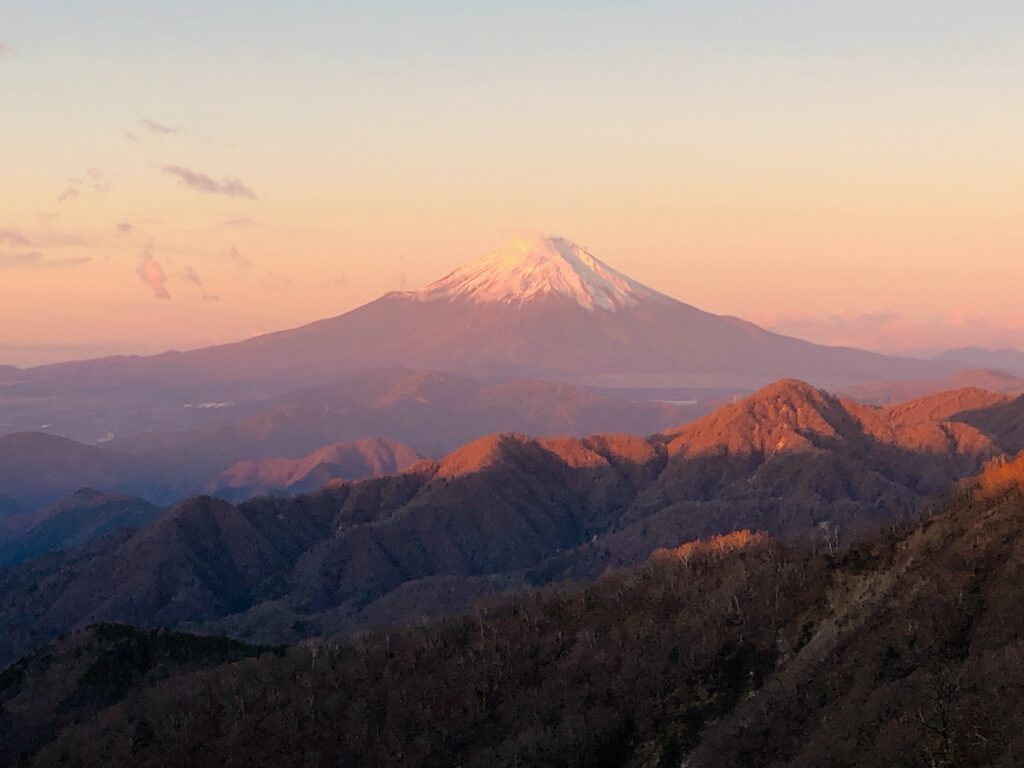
[3,1,1023,366]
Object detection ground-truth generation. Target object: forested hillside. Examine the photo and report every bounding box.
[4,455,1024,767]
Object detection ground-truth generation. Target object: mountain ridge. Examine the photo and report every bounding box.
[2,380,1022,665]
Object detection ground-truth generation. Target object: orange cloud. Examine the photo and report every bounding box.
[136,246,170,299]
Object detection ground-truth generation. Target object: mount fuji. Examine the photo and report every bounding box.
[0,236,949,439]
[178,234,943,386]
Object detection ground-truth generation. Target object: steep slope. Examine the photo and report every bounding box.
[2,382,1022,665]
[684,453,1024,767]
[0,237,950,441]
[9,459,1024,768]
[206,438,422,501]
[0,490,162,566]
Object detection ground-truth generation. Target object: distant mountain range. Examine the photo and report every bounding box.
[1,379,1020,665]
[933,346,1024,374]
[0,237,952,442]
[103,367,711,459]
[843,367,1024,404]
[0,368,711,518]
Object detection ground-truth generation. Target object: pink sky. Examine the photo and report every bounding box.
[2,3,1023,365]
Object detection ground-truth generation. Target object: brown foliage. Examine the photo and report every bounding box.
[6,472,1024,767]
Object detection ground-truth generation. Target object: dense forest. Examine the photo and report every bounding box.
[4,454,1024,767]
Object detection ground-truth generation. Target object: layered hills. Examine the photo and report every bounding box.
[0,433,166,511]
[5,454,1024,767]
[0,368,705,518]
[0,431,418,514]
[1,379,1021,666]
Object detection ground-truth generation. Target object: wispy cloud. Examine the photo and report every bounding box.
[0,42,11,59]
[0,251,91,268]
[0,229,29,246]
[261,272,292,291]
[116,222,135,235]
[224,246,253,270]
[162,165,256,199]
[139,118,179,135]
[181,264,220,301]
[219,217,256,230]
[0,251,43,267]
[136,245,170,299]
[129,119,231,148]
[58,168,111,203]
[182,265,203,287]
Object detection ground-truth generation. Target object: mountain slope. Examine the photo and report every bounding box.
[1,381,1022,665]
[685,454,1024,767]
[0,624,280,764]
[205,438,422,501]
[9,457,1024,768]
[0,490,162,566]
[0,494,32,541]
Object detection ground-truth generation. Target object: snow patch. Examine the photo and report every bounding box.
[409,236,669,312]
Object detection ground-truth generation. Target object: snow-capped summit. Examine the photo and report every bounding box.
[411,236,669,311]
